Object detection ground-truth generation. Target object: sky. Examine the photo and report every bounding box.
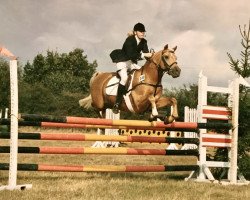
[1,0,250,89]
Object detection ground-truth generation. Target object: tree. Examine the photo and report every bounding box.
[20,48,97,116]
[226,20,250,179]
[0,58,10,110]
[23,48,97,94]
[227,21,250,78]
[0,58,23,110]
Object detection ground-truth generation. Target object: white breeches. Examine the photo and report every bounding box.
[116,61,141,85]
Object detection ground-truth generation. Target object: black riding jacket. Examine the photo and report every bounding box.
[110,35,149,64]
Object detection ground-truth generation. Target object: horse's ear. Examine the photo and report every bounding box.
[164,44,168,50]
[173,46,177,52]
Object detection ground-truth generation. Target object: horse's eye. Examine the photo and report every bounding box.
[164,55,169,59]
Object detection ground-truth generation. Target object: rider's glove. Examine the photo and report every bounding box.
[142,52,153,58]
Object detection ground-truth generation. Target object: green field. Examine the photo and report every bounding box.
[0,128,249,200]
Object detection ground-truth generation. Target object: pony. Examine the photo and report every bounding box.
[79,44,181,124]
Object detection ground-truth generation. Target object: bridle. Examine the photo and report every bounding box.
[153,50,178,74]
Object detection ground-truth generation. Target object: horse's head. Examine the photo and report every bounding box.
[151,44,181,78]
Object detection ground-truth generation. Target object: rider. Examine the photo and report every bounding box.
[110,22,153,113]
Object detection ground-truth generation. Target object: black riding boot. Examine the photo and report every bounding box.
[113,84,126,114]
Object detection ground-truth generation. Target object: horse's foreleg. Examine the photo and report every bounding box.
[156,97,178,124]
[148,96,161,121]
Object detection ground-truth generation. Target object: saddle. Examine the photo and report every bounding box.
[105,70,136,96]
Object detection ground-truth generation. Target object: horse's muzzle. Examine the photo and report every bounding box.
[169,65,181,78]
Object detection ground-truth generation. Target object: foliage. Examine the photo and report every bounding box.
[0,58,10,110]
[18,82,58,114]
[237,93,250,179]
[19,48,97,116]
[0,58,23,112]
[19,81,97,116]
[227,21,250,78]
[225,20,250,178]
[23,48,97,94]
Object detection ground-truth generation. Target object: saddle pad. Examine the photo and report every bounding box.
[105,76,120,96]
[105,72,135,96]
[105,72,136,112]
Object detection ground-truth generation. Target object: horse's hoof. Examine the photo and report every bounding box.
[164,115,175,124]
[112,109,119,114]
[148,115,154,122]
[149,115,165,122]
[164,117,170,124]
[112,105,120,114]
[156,115,165,121]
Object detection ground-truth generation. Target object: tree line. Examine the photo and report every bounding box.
[0,48,98,116]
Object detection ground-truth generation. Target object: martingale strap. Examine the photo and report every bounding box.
[127,64,163,96]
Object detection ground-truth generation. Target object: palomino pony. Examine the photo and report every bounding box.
[79,44,181,124]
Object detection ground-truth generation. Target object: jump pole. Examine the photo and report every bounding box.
[0,132,199,144]
[1,118,226,132]
[0,163,199,172]
[16,114,232,130]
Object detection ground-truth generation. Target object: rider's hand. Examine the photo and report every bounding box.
[143,53,153,58]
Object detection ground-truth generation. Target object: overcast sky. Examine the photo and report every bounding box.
[1,0,249,88]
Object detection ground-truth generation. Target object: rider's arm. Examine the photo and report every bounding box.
[140,39,150,59]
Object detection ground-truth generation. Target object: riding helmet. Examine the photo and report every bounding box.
[133,23,146,32]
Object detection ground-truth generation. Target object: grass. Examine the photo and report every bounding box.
[0,127,249,200]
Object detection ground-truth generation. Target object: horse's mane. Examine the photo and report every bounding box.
[151,50,163,66]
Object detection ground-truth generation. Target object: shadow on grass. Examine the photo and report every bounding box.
[14,171,189,182]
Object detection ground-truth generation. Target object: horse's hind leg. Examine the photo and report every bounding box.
[96,109,106,135]
[98,109,106,118]
[156,97,178,124]
[91,109,106,148]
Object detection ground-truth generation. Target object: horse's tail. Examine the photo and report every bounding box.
[90,72,99,85]
[79,72,100,109]
[79,95,92,109]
